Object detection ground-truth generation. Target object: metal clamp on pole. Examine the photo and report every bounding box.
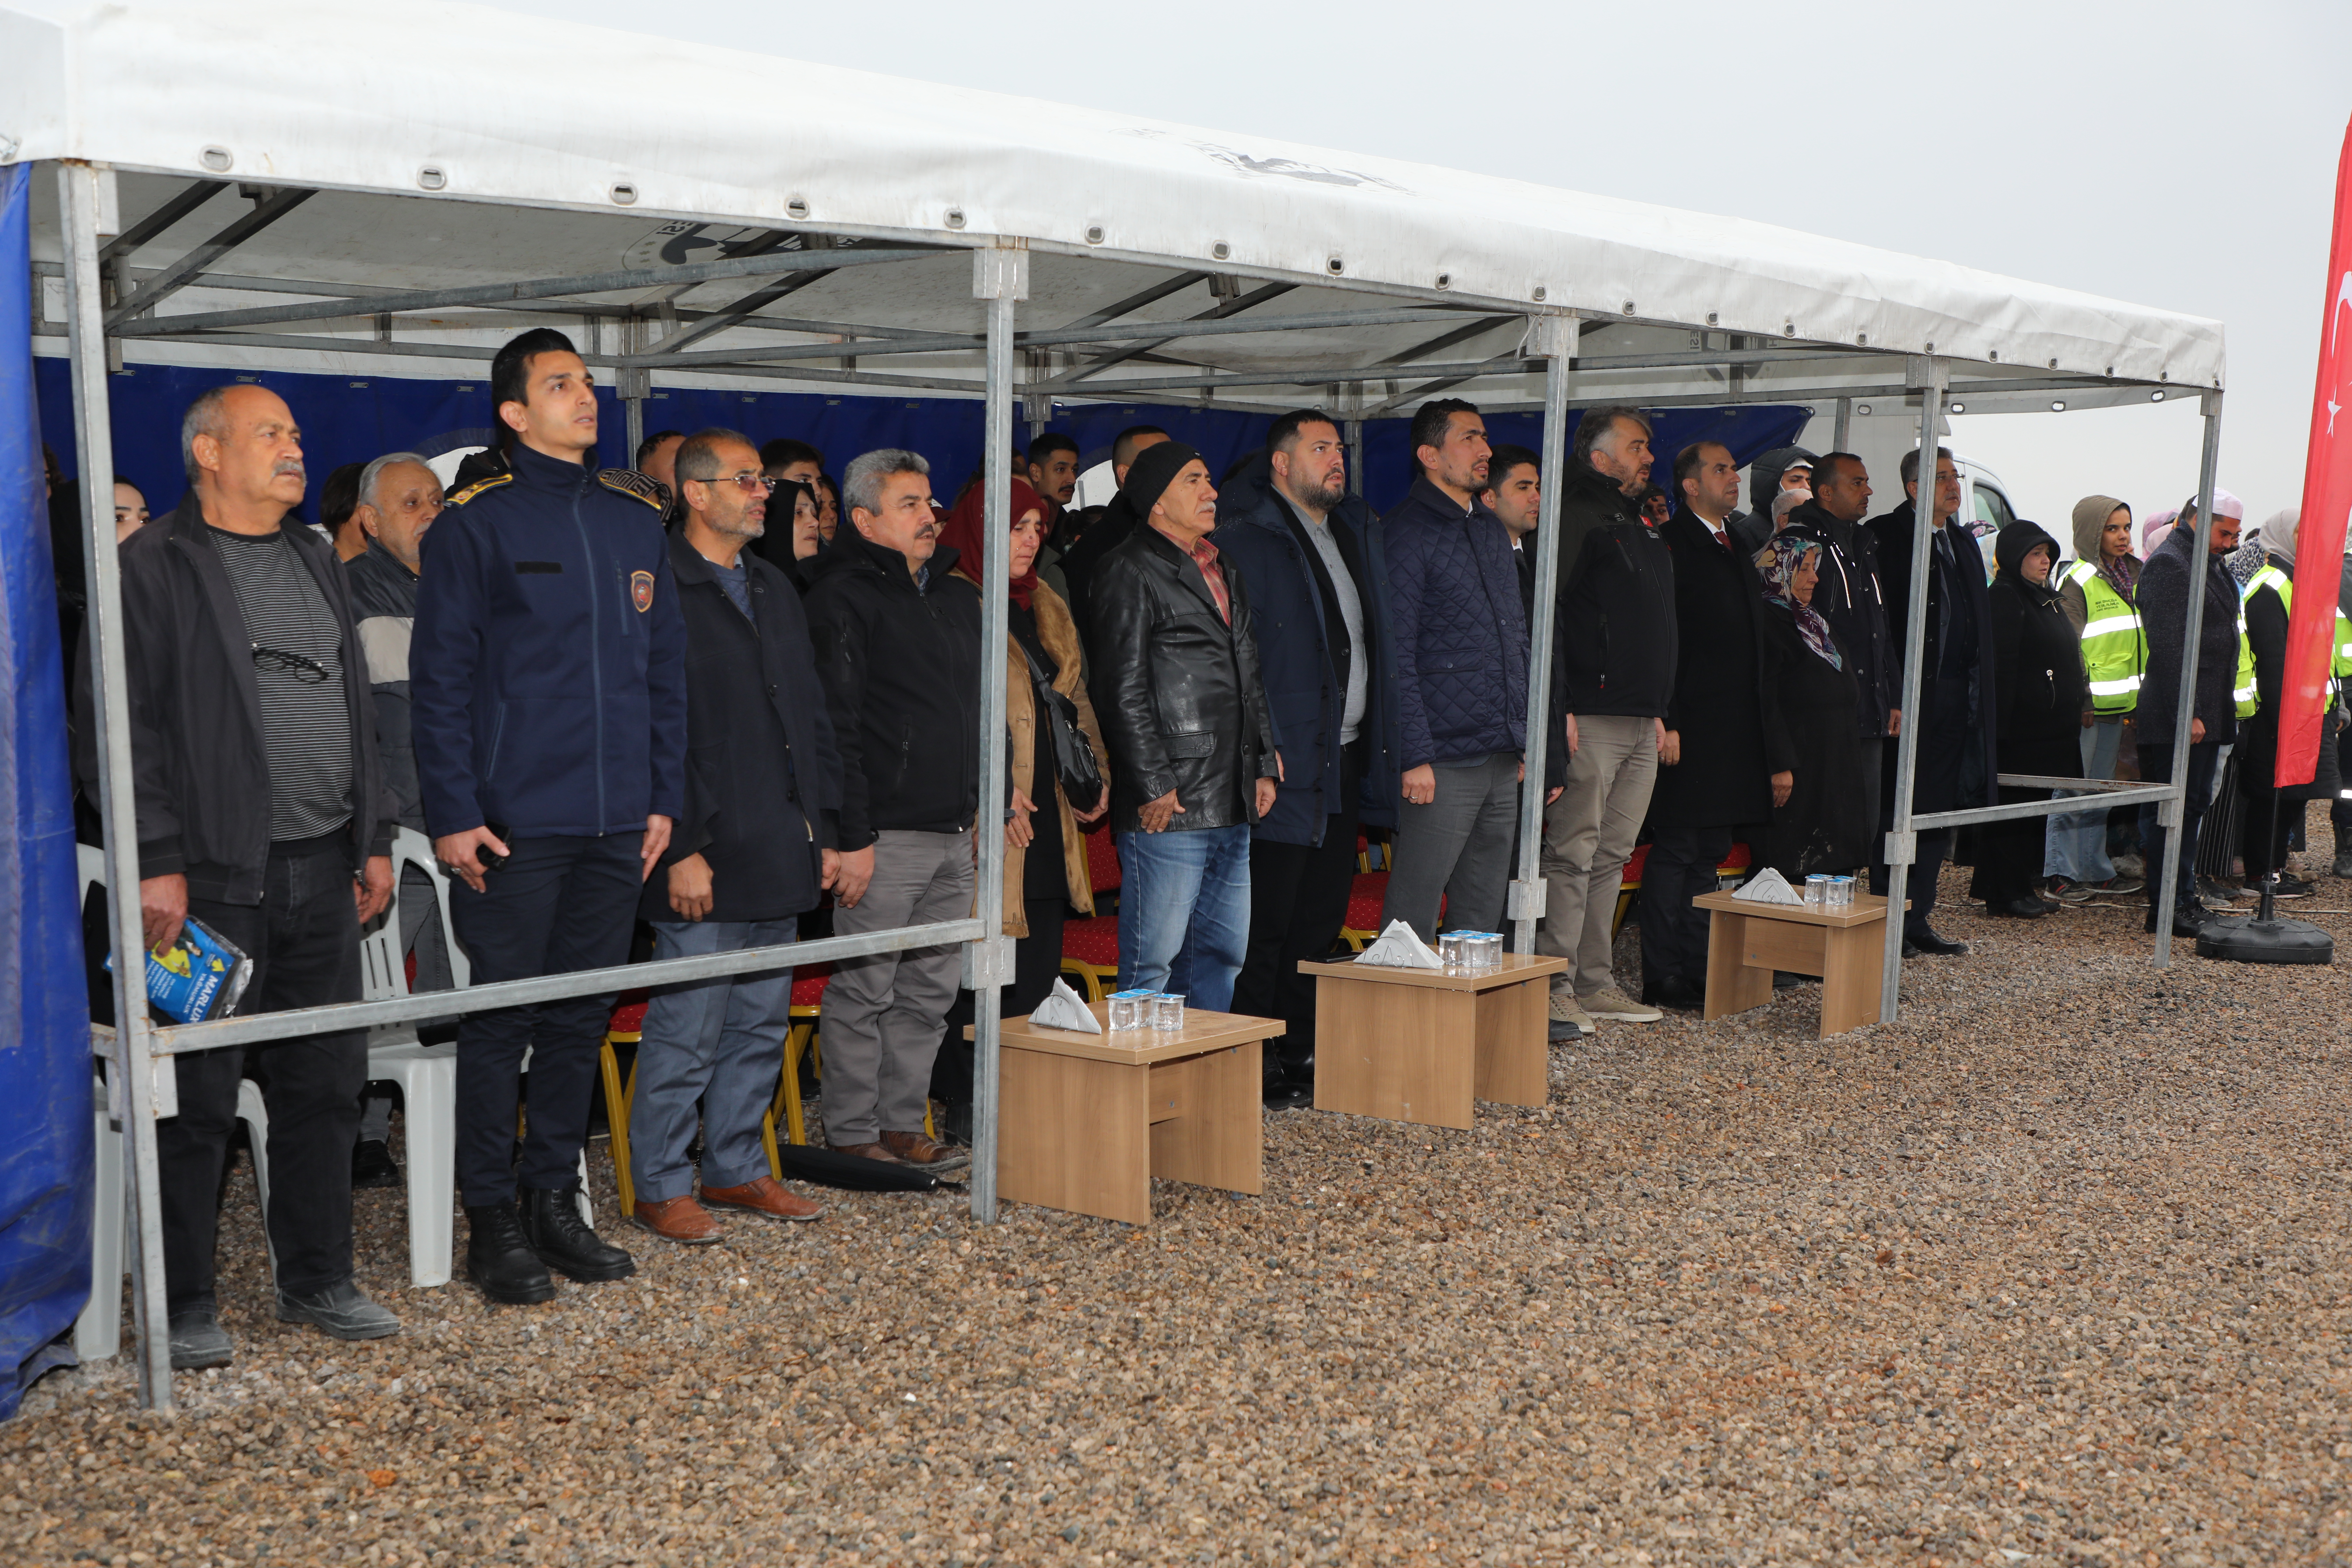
[959,934,1016,990]
[1881,829,1917,866]
[1506,879,1547,922]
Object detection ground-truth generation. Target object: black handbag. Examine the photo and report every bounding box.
[1015,639,1104,815]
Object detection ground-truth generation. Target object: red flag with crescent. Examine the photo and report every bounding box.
[2278,115,2352,787]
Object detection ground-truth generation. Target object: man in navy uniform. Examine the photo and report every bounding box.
[411,327,688,1303]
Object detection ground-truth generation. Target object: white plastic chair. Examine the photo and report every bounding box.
[73,1069,125,1362]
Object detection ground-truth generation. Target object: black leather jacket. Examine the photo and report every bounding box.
[1088,522,1280,834]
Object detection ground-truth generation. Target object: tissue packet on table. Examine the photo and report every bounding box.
[1731,867,1804,905]
[1028,975,1103,1033]
[1354,919,1443,969]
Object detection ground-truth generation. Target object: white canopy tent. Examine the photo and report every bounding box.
[5,0,2229,1412]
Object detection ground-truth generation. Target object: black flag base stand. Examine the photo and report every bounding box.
[2198,790,2335,964]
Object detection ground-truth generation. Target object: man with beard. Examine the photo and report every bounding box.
[1213,410,1387,1106]
[75,384,401,1365]
[1777,453,1898,853]
[799,449,980,1171]
[1378,399,1531,944]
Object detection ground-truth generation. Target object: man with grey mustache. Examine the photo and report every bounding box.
[72,383,402,1370]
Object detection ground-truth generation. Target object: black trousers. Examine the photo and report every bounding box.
[2336,725,2352,830]
[1232,741,1362,1076]
[2140,740,2220,918]
[165,834,366,1313]
[1872,678,1969,936]
[1639,824,1732,988]
[448,833,642,1204]
[2240,790,2298,877]
[930,896,1067,1107]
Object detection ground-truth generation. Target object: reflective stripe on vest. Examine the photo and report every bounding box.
[2232,568,2270,718]
[2062,559,2145,715]
[2243,562,2352,687]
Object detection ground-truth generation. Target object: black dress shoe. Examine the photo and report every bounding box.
[1262,1079,1314,1111]
[1988,897,2050,919]
[1643,975,1706,1012]
[351,1138,402,1190]
[2146,907,2208,938]
[520,1184,637,1283]
[464,1200,555,1305]
[1903,926,1969,956]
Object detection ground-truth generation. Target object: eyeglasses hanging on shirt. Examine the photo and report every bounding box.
[251,643,332,684]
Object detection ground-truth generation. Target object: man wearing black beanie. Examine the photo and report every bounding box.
[1088,442,1280,1013]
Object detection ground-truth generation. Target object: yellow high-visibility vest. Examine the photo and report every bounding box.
[2058,559,2144,716]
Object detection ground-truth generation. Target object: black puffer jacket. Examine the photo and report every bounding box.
[1987,521,2088,748]
[1088,522,1279,834]
[800,531,982,849]
[1550,461,1676,718]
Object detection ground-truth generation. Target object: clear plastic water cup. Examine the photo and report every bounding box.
[1108,989,1153,1031]
[1151,993,1186,1031]
[1830,875,1855,909]
[1438,932,1467,969]
[1805,874,1830,908]
[1471,933,1504,970]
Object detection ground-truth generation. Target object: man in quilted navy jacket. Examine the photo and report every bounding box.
[1377,400,1531,942]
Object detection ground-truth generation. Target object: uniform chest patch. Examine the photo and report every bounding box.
[631,570,655,612]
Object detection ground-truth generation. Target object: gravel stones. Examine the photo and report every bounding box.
[8,844,2352,1567]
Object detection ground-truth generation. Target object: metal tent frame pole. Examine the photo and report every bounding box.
[969,244,1024,1223]
[1511,313,1577,953]
[57,161,175,1410]
[1877,358,1946,1021]
[2151,392,2226,966]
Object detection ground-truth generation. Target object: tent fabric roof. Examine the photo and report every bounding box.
[1,0,2224,400]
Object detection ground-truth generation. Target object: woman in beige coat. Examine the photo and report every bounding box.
[939,476,1112,1012]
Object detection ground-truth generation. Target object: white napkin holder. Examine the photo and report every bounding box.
[1027,975,1104,1033]
[1732,867,1804,905]
[1354,919,1443,969]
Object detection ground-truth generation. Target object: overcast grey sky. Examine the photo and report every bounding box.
[493,0,2350,531]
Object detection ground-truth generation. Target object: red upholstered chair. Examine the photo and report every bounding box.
[597,991,651,1215]
[1717,841,1753,888]
[1080,823,1122,913]
[1609,843,1653,940]
[1339,870,1390,950]
[757,965,832,1162]
[1060,916,1121,1001]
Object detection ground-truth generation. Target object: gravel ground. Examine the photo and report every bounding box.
[9,831,2352,1568]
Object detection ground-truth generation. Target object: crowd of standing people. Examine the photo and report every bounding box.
[64,325,2347,1371]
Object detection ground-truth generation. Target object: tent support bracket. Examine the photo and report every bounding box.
[1878,358,1947,1021]
[2151,392,2226,966]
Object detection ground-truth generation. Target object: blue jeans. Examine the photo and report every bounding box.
[2044,718,2123,881]
[631,920,798,1202]
[1117,824,1251,1013]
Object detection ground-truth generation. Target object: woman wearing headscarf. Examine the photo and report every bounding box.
[1751,534,1868,880]
[2042,495,2144,898]
[2234,506,2342,895]
[1979,520,2086,917]
[748,474,824,590]
[941,475,1112,1000]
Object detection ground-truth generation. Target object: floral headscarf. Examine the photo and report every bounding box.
[1754,532,1841,671]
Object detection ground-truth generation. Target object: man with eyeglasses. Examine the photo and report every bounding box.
[411,327,688,1303]
[73,383,403,1369]
[626,429,839,1240]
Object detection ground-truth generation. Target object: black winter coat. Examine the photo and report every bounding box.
[1777,500,1896,738]
[2134,525,2240,746]
[1208,458,1390,846]
[1382,477,1528,769]
[800,532,982,849]
[1756,609,1869,879]
[72,495,394,905]
[1088,523,1279,834]
[344,539,424,831]
[1988,554,2088,751]
[1551,462,1676,718]
[640,532,843,923]
[1649,509,1790,828]
[1869,501,1999,805]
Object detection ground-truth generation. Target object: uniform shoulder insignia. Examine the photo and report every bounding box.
[597,468,670,511]
[446,472,514,507]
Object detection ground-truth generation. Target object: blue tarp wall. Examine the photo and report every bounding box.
[33,354,1808,520]
[2,162,96,1420]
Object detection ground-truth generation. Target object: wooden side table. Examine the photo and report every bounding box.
[1689,889,1890,1037]
[1297,952,1567,1129]
[992,1003,1282,1225]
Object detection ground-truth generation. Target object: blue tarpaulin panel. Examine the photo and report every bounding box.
[34,354,1809,522]
[2,162,96,1420]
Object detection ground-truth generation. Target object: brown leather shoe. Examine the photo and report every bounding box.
[829,1141,905,1165]
[879,1129,970,1173]
[701,1175,823,1223]
[630,1194,722,1245]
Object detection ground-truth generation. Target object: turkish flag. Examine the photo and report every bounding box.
[2278,114,2352,788]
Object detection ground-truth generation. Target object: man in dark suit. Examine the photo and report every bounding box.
[1867,445,1996,957]
[1482,443,1544,620]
